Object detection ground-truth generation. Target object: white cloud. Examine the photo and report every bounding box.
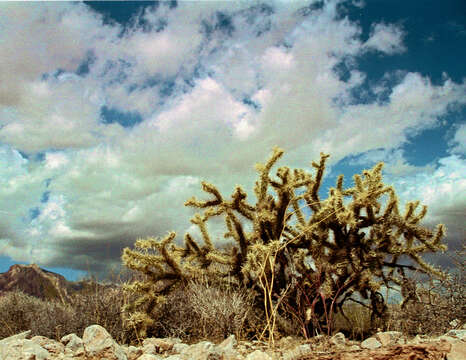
[449,123,466,155]
[364,22,405,54]
[391,155,465,252]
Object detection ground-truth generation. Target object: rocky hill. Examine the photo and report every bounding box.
[0,263,117,304]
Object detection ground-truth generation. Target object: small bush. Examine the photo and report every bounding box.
[153,279,254,342]
[389,269,465,336]
[0,280,137,343]
[0,291,75,340]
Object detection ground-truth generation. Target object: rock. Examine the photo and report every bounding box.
[143,338,174,353]
[177,340,217,360]
[245,350,272,360]
[375,331,404,346]
[0,338,50,360]
[330,332,346,346]
[61,333,85,358]
[82,324,127,360]
[445,329,466,341]
[125,345,143,360]
[215,335,244,359]
[360,337,382,350]
[347,344,361,351]
[31,335,65,356]
[0,330,32,345]
[173,343,190,354]
[137,354,161,360]
[282,344,312,360]
[217,334,237,352]
[448,341,466,360]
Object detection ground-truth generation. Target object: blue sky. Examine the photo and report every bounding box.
[0,1,464,281]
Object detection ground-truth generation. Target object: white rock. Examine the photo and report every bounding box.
[82,324,127,360]
[445,329,466,341]
[138,354,161,360]
[330,332,346,346]
[375,331,404,346]
[361,337,382,349]
[0,338,50,360]
[0,330,32,346]
[173,343,190,354]
[246,350,272,360]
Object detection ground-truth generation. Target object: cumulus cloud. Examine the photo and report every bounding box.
[0,0,464,277]
[449,123,466,155]
[364,22,406,54]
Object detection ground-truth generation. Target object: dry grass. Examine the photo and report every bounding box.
[153,278,255,343]
[0,277,137,343]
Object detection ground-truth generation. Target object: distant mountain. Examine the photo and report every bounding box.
[0,264,120,304]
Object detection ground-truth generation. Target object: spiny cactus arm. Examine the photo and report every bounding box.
[152,232,184,278]
[224,208,249,257]
[254,147,284,203]
[310,152,330,205]
[190,213,214,251]
[231,186,255,220]
[185,181,223,208]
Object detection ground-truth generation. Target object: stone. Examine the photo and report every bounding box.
[448,341,466,360]
[143,338,174,353]
[125,345,143,360]
[217,335,237,352]
[82,324,127,360]
[360,337,382,350]
[0,330,32,346]
[137,354,161,360]
[61,333,84,350]
[330,332,346,346]
[178,340,217,360]
[445,329,466,341]
[173,343,190,354]
[245,350,272,360]
[0,338,50,360]
[282,344,312,360]
[375,331,404,346]
[347,344,361,351]
[31,335,65,356]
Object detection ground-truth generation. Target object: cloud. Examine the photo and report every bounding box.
[364,23,406,54]
[0,0,464,277]
[449,123,466,155]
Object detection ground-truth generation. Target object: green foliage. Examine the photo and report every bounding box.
[121,148,447,339]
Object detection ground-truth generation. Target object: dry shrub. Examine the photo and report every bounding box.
[154,279,254,342]
[331,303,373,340]
[67,281,135,343]
[0,281,137,343]
[0,291,75,340]
[389,248,465,336]
[389,272,465,335]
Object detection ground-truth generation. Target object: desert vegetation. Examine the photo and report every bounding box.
[0,149,463,348]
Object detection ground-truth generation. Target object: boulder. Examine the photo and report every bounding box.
[125,345,143,360]
[448,341,466,360]
[61,333,85,358]
[245,350,272,360]
[361,337,382,350]
[31,335,65,356]
[0,338,50,360]
[445,329,466,341]
[375,331,404,346]
[143,338,175,354]
[330,332,346,346]
[82,324,127,360]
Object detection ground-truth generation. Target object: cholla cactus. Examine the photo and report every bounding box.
[122,148,447,338]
